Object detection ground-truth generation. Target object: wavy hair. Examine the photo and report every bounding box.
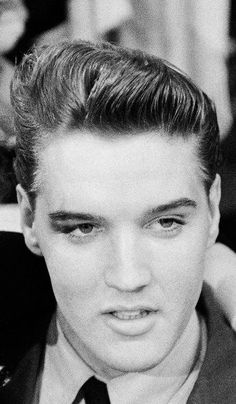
[10,40,221,198]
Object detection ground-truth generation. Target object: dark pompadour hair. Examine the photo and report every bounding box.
[11,40,221,197]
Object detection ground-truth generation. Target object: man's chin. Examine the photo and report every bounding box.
[98,352,163,378]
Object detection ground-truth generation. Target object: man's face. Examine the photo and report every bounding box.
[20,131,220,377]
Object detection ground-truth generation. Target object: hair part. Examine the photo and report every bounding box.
[10,40,221,198]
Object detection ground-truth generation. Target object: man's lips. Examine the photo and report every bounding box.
[103,306,158,320]
[102,306,158,336]
[110,309,152,320]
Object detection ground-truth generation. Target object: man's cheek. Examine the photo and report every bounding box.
[164,265,203,308]
[50,272,95,300]
[47,263,100,308]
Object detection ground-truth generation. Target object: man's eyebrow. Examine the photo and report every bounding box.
[144,198,197,216]
[48,211,105,223]
[48,198,197,224]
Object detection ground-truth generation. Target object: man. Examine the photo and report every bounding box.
[0,40,236,403]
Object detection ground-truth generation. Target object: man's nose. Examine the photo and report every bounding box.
[104,228,152,292]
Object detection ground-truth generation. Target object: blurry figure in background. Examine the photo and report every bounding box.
[0,0,27,114]
[35,0,132,46]
[6,0,67,64]
[67,0,132,43]
[0,0,27,231]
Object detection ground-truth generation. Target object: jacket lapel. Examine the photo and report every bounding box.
[188,284,236,403]
[0,341,44,404]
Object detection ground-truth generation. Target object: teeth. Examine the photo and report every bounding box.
[112,310,149,320]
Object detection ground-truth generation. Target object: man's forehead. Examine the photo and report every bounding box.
[38,131,199,188]
[36,130,206,213]
[39,129,198,173]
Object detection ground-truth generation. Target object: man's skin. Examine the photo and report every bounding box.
[17,129,221,378]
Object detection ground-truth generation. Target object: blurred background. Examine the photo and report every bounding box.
[0,0,236,251]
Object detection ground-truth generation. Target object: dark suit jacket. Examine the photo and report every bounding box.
[0,231,236,403]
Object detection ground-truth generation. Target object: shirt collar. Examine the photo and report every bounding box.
[38,312,94,404]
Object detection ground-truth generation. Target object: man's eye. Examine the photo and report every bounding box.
[67,223,102,241]
[146,216,185,237]
[77,223,95,234]
[158,218,176,229]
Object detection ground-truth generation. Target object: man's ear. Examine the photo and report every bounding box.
[16,184,42,256]
[207,174,221,249]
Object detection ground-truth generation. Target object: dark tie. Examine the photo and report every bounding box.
[72,376,111,404]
